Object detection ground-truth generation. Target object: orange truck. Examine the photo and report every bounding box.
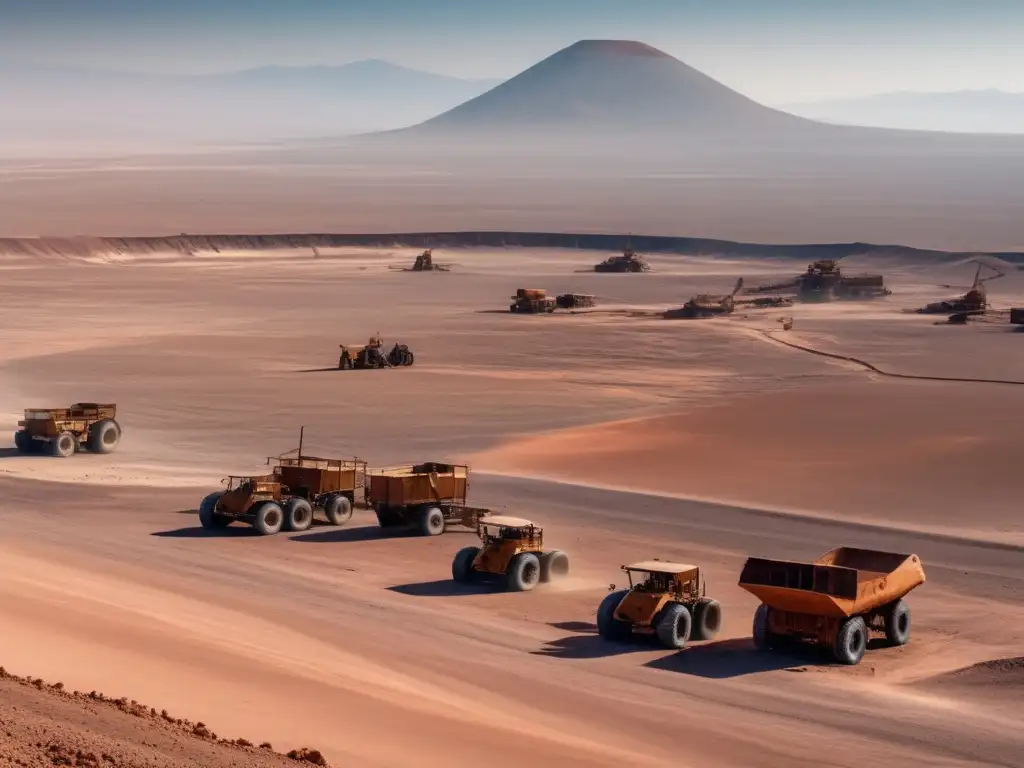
[738,547,926,665]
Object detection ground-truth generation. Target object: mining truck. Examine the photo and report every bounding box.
[198,430,368,535]
[367,462,489,536]
[338,335,414,369]
[738,547,926,665]
[509,288,557,313]
[596,560,721,649]
[14,403,121,457]
[451,515,569,592]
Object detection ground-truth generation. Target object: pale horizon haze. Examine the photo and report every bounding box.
[1,0,1022,103]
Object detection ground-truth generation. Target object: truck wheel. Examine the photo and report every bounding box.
[323,494,353,526]
[596,590,632,641]
[405,351,415,366]
[752,604,773,650]
[452,546,481,583]
[655,603,692,650]
[883,599,911,646]
[539,550,569,582]
[283,498,313,532]
[86,418,120,454]
[252,501,284,536]
[833,616,868,665]
[419,506,445,536]
[506,552,541,592]
[52,431,76,458]
[198,492,230,529]
[691,598,722,642]
[13,430,33,454]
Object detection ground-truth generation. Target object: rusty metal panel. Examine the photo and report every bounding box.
[614,591,669,627]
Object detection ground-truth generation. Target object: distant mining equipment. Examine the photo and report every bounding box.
[664,278,792,319]
[594,237,652,273]
[746,259,890,302]
[915,260,1005,316]
[390,249,454,272]
[509,288,596,313]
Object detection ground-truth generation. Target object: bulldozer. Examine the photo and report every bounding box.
[597,561,721,650]
[594,246,651,273]
[451,516,569,592]
[338,335,415,369]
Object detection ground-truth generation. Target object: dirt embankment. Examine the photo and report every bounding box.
[0,666,329,768]
[0,231,1018,264]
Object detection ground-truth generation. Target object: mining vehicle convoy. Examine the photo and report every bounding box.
[738,547,926,665]
[451,516,569,592]
[199,430,368,535]
[368,462,489,536]
[596,561,722,650]
[14,403,121,458]
[338,335,414,369]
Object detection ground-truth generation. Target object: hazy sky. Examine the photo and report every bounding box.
[2,0,1022,102]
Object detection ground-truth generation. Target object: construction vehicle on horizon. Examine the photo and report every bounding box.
[594,245,652,273]
[338,334,415,369]
[14,403,121,458]
[509,288,596,313]
[452,515,569,592]
[738,547,926,665]
[747,259,890,301]
[597,560,722,649]
[198,429,368,535]
[389,249,454,272]
[916,260,1006,318]
[368,462,489,536]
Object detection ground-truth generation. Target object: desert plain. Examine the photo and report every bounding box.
[0,241,1021,767]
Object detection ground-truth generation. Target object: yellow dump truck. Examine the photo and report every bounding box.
[451,515,569,592]
[738,547,926,665]
[14,403,121,457]
[367,462,489,536]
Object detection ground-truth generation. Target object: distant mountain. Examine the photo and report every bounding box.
[0,60,502,150]
[783,90,1024,134]
[390,40,813,139]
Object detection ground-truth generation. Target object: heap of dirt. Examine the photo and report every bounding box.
[0,666,330,768]
[918,657,1024,701]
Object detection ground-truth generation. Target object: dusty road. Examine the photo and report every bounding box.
[0,247,1021,767]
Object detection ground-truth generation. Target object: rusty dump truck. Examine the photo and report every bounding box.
[367,462,489,536]
[14,403,121,457]
[199,437,367,535]
[739,547,926,665]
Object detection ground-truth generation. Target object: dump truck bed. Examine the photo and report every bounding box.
[738,547,925,618]
[368,462,468,506]
[273,456,366,497]
[23,403,116,422]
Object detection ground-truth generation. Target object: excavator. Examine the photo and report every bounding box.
[917,259,1006,321]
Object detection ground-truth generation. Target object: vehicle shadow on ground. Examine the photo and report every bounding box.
[387,580,498,598]
[289,525,411,543]
[532,631,651,660]
[151,525,261,539]
[550,621,598,633]
[644,638,826,679]
[293,367,342,373]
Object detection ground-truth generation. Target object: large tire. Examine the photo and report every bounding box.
[691,598,723,642]
[52,431,76,458]
[323,494,353,527]
[198,491,229,529]
[752,604,773,650]
[596,590,632,642]
[505,552,541,592]
[418,506,445,536]
[655,603,692,650]
[539,550,570,582]
[283,497,313,532]
[252,501,284,536]
[883,599,911,646]
[86,418,121,454]
[405,351,415,366]
[13,430,33,454]
[833,616,868,665]
[452,546,480,584]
